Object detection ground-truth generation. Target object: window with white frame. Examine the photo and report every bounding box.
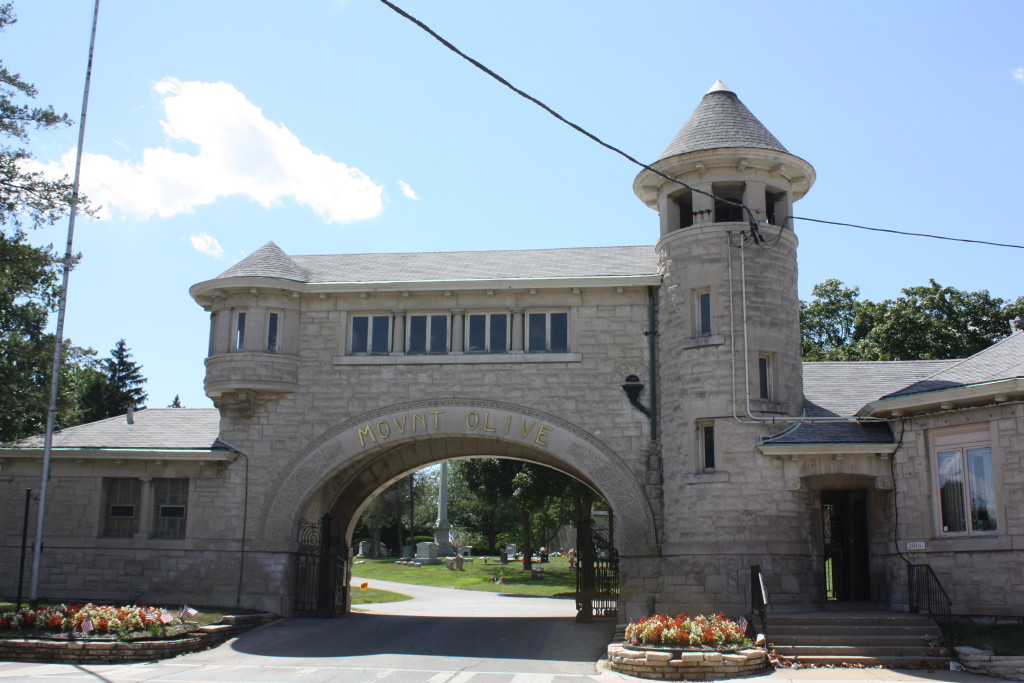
[266,311,280,353]
[102,478,140,537]
[408,313,449,354]
[351,315,392,355]
[527,312,569,353]
[152,478,188,539]
[467,313,509,353]
[695,288,712,336]
[932,428,998,534]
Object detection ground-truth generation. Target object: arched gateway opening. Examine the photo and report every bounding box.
[252,399,658,617]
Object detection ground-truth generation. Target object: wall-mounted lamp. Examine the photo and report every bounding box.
[621,374,651,418]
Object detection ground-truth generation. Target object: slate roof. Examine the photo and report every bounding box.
[658,81,789,161]
[884,331,1024,398]
[8,408,222,450]
[761,360,957,446]
[215,245,660,285]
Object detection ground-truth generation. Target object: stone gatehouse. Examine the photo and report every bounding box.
[3,82,1021,619]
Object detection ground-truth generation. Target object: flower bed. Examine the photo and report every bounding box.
[608,613,767,681]
[0,603,194,640]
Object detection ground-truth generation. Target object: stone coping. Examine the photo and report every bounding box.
[0,614,277,665]
[956,646,1024,682]
[607,642,768,681]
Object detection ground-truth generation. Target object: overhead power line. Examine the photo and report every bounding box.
[376,0,1024,252]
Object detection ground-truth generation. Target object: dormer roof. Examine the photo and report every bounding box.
[657,81,789,161]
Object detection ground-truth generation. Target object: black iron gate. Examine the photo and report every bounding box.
[295,513,348,616]
[576,526,619,620]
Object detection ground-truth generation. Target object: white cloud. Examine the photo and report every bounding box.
[35,78,384,224]
[397,180,419,200]
[1014,67,1024,83]
[189,232,224,259]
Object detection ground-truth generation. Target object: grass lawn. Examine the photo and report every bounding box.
[351,556,576,598]
[948,622,1024,656]
[351,587,412,604]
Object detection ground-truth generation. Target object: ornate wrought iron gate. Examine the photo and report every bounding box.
[295,513,348,616]
[576,526,619,619]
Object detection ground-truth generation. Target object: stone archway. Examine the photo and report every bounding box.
[254,399,658,557]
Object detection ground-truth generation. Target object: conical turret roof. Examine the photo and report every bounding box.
[658,81,788,160]
[216,241,307,282]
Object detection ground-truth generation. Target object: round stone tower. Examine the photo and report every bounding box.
[634,82,817,613]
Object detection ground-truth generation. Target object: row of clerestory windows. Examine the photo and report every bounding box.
[349,310,570,356]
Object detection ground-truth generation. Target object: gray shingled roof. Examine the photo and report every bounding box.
[215,245,659,285]
[885,331,1024,398]
[218,241,308,281]
[761,359,957,446]
[659,82,789,161]
[9,408,222,450]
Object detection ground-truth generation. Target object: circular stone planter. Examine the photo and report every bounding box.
[607,642,768,681]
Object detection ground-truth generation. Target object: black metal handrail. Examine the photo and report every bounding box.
[908,564,952,633]
[750,565,768,637]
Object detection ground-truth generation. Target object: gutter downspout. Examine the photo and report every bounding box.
[647,285,658,441]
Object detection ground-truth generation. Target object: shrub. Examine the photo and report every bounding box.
[625,613,748,649]
[0,603,190,640]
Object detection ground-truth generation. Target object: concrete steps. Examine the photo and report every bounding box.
[767,610,951,668]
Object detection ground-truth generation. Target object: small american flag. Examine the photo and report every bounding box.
[180,605,198,618]
[143,611,155,625]
[81,616,94,635]
[160,610,174,624]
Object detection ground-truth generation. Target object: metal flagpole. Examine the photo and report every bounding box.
[29,0,101,605]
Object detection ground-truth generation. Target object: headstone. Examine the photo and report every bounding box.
[454,555,464,571]
[357,540,370,557]
[401,545,414,561]
[415,541,441,565]
[433,461,456,556]
[499,552,508,564]
[505,544,517,558]
[458,545,473,557]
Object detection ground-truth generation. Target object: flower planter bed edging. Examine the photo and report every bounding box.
[956,646,1024,682]
[0,613,278,665]
[607,642,768,681]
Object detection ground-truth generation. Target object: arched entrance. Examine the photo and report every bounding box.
[252,399,658,616]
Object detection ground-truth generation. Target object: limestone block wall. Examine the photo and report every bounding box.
[881,403,1024,616]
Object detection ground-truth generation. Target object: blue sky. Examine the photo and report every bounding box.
[7,0,1024,410]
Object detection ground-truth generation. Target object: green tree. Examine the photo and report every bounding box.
[0,3,93,442]
[80,339,147,421]
[801,279,1023,361]
[168,394,183,408]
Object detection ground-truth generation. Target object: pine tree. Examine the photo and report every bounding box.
[80,339,147,421]
[168,394,183,408]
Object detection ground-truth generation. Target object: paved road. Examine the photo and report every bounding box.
[0,580,1014,682]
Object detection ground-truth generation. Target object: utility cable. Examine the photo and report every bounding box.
[376,0,1023,252]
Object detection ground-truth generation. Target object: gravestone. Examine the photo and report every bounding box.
[415,541,441,565]
[401,545,414,561]
[357,540,370,557]
[506,543,517,558]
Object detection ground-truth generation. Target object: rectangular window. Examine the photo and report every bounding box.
[350,315,391,354]
[699,422,715,471]
[696,289,712,336]
[467,313,509,353]
[153,478,189,539]
[758,354,772,401]
[235,311,246,351]
[266,312,279,353]
[408,314,449,354]
[102,478,140,537]
[933,429,997,535]
[527,312,569,353]
[713,182,745,222]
